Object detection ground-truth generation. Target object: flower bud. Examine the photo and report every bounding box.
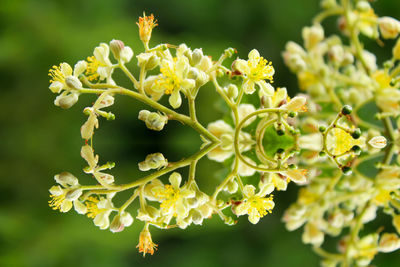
[55,172,79,187]
[110,39,125,60]
[302,24,324,50]
[110,212,133,233]
[226,84,238,99]
[302,223,324,246]
[224,180,238,194]
[378,233,400,253]
[284,96,307,112]
[378,17,400,39]
[356,1,371,12]
[137,52,160,70]
[65,76,82,89]
[138,110,151,121]
[191,48,203,66]
[65,188,82,201]
[54,92,79,109]
[145,112,168,131]
[368,136,387,149]
[139,153,167,171]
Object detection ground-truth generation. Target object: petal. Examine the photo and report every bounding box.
[237,156,256,177]
[169,172,182,189]
[243,80,255,94]
[238,104,256,127]
[248,210,260,224]
[60,200,73,213]
[243,184,256,197]
[81,113,98,140]
[120,46,134,63]
[74,60,87,76]
[74,200,87,214]
[80,145,98,170]
[176,56,189,77]
[248,49,260,61]
[207,120,233,137]
[169,90,182,109]
[256,80,274,96]
[235,203,248,216]
[49,81,64,94]
[60,62,73,76]
[207,148,233,162]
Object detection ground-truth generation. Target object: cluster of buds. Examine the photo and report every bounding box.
[283,0,400,265]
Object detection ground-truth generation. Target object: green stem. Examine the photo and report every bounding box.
[119,63,140,89]
[79,87,218,143]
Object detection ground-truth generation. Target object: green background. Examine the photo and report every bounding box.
[1,0,399,266]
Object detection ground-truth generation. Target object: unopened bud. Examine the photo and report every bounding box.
[65,76,82,89]
[368,136,387,149]
[110,39,125,60]
[378,233,400,253]
[226,84,238,99]
[191,48,203,66]
[379,17,400,39]
[110,212,134,233]
[54,92,79,109]
[145,112,168,131]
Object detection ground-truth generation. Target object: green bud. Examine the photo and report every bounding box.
[288,111,297,118]
[318,125,326,132]
[224,47,235,58]
[341,166,352,176]
[341,105,352,115]
[191,48,203,66]
[351,145,361,155]
[319,151,326,157]
[351,128,361,139]
[227,84,238,99]
[277,129,285,136]
[276,148,285,154]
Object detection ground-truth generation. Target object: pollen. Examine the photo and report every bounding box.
[137,227,158,257]
[156,185,180,213]
[248,56,274,82]
[85,56,101,81]
[85,196,101,219]
[248,195,274,218]
[137,13,158,44]
[48,194,65,211]
[157,63,180,95]
[49,64,65,83]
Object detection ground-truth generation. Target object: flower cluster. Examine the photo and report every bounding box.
[283,0,400,265]
[46,13,317,257]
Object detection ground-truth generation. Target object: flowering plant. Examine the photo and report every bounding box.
[46,1,400,264]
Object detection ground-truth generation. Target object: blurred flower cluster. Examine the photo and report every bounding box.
[283,0,400,265]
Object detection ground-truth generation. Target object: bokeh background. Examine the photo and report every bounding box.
[1,0,400,266]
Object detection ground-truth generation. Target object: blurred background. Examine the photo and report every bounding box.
[1,0,400,266]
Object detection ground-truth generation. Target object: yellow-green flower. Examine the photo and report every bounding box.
[235,184,275,224]
[233,49,275,95]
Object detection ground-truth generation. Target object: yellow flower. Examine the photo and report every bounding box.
[137,225,158,257]
[48,172,85,214]
[152,57,195,109]
[329,128,362,155]
[152,172,195,219]
[137,13,158,45]
[235,185,275,224]
[233,49,275,95]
